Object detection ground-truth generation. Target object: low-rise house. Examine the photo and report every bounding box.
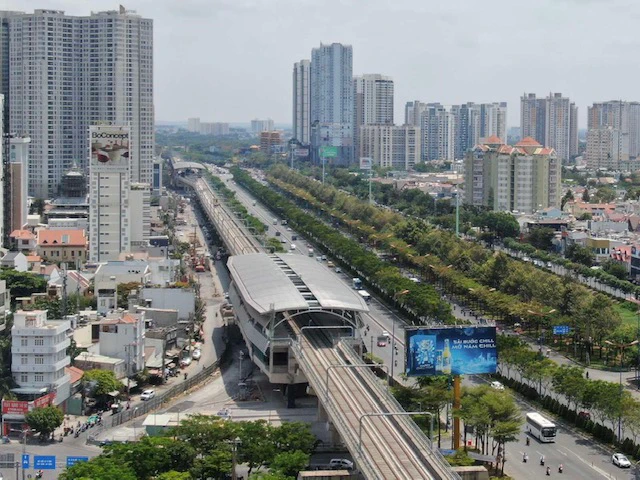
[74,352,126,378]
[9,230,36,253]
[94,261,151,314]
[97,311,146,375]
[36,229,87,263]
[1,251,28,272]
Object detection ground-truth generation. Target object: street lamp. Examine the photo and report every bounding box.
[132,407,139,440]
[604,339,639,441]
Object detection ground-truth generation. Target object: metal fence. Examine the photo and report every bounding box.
[87,356,224,444]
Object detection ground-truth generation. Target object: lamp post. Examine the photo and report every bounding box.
[604,339,639,441]
[228,436,242,480]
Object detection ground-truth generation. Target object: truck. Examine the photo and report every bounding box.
[352,278,362,290]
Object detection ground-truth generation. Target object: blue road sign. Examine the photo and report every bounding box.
[66,456,89,467]
[553,325,570,335]
[33,455,56,469]
[22,454,29,469]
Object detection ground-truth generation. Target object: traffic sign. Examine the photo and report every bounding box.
[33,455,56,469]
[320,146,338,158]
[553,325,570,335]
[66,456,89,467]
[22,454,29,469]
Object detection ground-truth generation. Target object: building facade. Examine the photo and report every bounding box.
[586,127,626,170]
[187,118,200,133]
[520,93,577,161]
[259,131,284,155]
[98,311,145,375]
[89,125,131,262]
[251,119,275,135]
[130,183,151,250]
[359,125,421,170]
[353,74,394,160]
[2,7,154,197]
[36,229,87,263]
[11,310,70,406]
[310,43,353,164]
[587,100,640,163]
[292,60,311,145]
[464,136,561,214]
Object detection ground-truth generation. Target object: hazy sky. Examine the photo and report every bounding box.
[6,0,640,126]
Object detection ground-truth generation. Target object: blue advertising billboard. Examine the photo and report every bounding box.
[405,326,497,376]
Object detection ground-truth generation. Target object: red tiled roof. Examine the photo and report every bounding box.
[65,366,84,384]
[26,255,41,262]
[37,229,86,247]
[484,135,503,144]
[515,136,542,147]
[10,230,35,240]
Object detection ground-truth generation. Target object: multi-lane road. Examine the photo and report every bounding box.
[204,166,637,479]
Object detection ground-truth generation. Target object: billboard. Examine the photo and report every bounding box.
[405,326,497,376]
[320,146,338,158]
[33,392,56,409]
[294,148,309,157]
[359,157,373,170]
[90,125,130,168]
[2,399,29,415]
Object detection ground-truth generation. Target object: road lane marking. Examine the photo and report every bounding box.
[560,445,615,479]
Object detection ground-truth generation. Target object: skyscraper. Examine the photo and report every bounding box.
[9,135,30,234]
[292,60,311,145]
[520,93,577,161]
[1,7,154,198]
[310,43,353,164]
[353,74,394,159]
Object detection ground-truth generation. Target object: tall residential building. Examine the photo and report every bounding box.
[200,122,229,136]
[130,183,151,250]
[421,104,455,162]
[89,125,131,262]
[9,135,29,232]
[187,118,201,133]
[292,60,311,145]
[2,7,154,198]
[359,125,420,170]
[586,127,626,170]
[405,100,427,127]
[587,101,640,160]
[0,95,4,247]
[251,119,275,135]
[353,74,394,159]
[464,136,561,213]
[310,43,353,164]
[520,93,577,161]
[11,310,71,406]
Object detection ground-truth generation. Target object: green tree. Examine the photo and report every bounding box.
[170,414,237,456]
[59,456,137,480]
[156,472,192,480]
[0,269,47,304]
[249,473,290,480]
[528,227,554,250]
[237,420,275,474]
[593,186,617,203]
[190,449,233,480]
[478,212,520,239]
[582,189,590,202]
[82,370,121,397]
[565,244,594,267]
[271,450,310,478]
[601,259,628,280]
[25,406,64,439]
[560,189,574,210]
[552,365,586,410]
[29,198,46,217]
[271,422,317,454]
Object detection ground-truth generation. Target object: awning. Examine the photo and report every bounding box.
[165,349,182,358]
[106,390,120,397]
[1,414,26,421]
[120,378,138,389]
[10,387,47,395]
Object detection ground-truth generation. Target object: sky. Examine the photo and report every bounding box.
[6,0,640,127]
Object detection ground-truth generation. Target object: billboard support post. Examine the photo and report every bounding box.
[453,375,461,449]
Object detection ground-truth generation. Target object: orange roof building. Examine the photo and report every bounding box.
[36,229,87,263]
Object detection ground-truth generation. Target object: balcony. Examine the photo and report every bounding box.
[12,357,70,373]
[12,341,70,355]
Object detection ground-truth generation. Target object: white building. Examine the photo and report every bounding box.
[251,119,275,135]
[586,127,626,170]
[187,118,200,133]
[353,74,394,159]
[0,95,4,244]
[94,260,151,314]
[360,125,421,170]
[130,183,151,250]
[310,43,353,164]
[98,311,145,375]
[421,104,455,162]
[9,135,30,233]
[587,100,640,160]
[292,59,311,145]
[11,310,71,406]
[89,125,131,262]
[3,7,154,197]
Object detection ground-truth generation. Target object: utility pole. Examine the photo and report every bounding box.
[61,262,67,318]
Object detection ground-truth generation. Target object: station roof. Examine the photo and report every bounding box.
[228,253,370,315]
[171,161,205,171]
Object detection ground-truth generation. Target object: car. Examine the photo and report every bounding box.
[180,357,192,367]
[192,349,202,360]
[381,330,390,339]
[613,453,631,468]
[578,411,591,420]
[140,389,156,401]
[377,339,387,347]
[329,459,354,470]
[224,292,229,299]
[490,381,505,391]
[321,255,327,261]
[335,267,342,274]
[280,238,287,243]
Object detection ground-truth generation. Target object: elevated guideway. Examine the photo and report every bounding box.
[177,175,262,255]
[290,316,459,480]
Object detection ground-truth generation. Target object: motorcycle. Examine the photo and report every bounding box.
[559,464,563,473]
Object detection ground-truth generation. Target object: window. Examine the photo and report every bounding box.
[20,374,28,383]
[35,355,44,365]
[21,355,28,365]
[34,337,44,346]
[21,338,28,347]
[34,374,44,383]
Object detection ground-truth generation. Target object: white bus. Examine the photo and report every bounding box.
[525,412,557,443]
[358,290,372,303]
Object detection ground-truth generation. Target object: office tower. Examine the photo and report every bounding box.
[89,125,131,262]
[9,135,29,232]
[587,101,640,160]
[251,119,275,135]
[292,60,311,145]
[359,125,421,170]
[130,183,150,250]
[464,136,561,213]
[2,7,154,198]
[353,74,394,159]
[310,43,353,164]
[187,118,201,133]
[520,93,577,161]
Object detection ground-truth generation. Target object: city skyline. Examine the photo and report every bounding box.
[5,0,640,126]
